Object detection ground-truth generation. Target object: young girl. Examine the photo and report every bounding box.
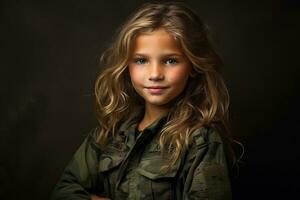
[50,2,238,200]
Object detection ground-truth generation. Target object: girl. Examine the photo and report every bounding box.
[50,2,239,200]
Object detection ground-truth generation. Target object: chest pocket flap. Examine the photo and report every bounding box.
[98,143,126,173]
[137,143,181,180]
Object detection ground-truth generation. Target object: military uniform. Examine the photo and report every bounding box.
[50,115,232,200]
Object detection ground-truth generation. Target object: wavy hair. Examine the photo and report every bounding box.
[95,2,240,172]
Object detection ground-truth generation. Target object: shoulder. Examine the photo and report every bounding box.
[190,125,224,147]
[81,126,102,150]
[86,126,101,140]
[187,125,229,163]
[85,125,126,150]
[187,125,232,169]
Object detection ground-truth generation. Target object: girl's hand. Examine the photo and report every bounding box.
[90,194,111,200]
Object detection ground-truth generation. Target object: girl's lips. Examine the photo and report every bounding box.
[145,87,168,94]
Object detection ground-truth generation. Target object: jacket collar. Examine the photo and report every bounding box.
[119,113,169,137]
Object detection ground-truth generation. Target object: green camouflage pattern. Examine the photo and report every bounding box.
[50,116,232,200]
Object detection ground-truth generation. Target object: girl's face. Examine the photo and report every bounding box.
[128,28,192,109]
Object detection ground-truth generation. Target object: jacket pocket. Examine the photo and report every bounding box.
[98,141,126,172]
[98,153,123,172]
[137,151,181,200]
[137,158,179,179]
[98,146,125,199]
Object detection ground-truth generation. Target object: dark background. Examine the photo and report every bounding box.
[1,0,299,199]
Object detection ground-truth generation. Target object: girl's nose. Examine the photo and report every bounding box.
[149,63,164,81]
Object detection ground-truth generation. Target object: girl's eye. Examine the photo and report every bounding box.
[165,58,178,65]
[134,58,148,65]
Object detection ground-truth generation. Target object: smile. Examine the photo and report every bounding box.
[145,86,168,94]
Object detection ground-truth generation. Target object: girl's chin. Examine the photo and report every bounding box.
[144,98,172,107]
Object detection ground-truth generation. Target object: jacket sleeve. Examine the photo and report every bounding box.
[50,127,102,200]
[183,127,232,200]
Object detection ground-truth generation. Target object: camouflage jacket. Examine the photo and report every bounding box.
[50,116,232,200]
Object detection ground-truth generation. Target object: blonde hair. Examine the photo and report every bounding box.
[95,2,238,171]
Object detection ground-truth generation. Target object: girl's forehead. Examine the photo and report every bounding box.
[131,29,183,54]
[135,28,178,41]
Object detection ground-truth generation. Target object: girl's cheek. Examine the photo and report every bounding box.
[130,68,144,85]
[169,66,190,82]
[129,66,138,79]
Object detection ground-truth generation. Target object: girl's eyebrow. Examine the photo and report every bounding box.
[133,53,183,57]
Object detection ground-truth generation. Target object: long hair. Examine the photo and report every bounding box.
[95,2,239,171]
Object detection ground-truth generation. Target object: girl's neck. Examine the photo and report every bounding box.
[138,104,170,131]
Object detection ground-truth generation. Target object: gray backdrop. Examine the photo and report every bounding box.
[1,0,299,199]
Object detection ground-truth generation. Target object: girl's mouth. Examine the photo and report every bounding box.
[145,86,168,94]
